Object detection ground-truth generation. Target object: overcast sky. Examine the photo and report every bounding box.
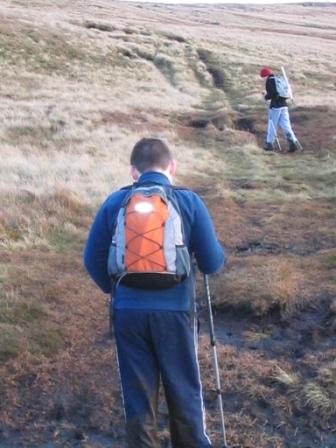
[121,0,335,4]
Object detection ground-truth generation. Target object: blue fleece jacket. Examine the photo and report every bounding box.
[83,172,224,311]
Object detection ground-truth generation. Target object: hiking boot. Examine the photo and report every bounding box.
[264,142,274,151]
[288,140,299,152]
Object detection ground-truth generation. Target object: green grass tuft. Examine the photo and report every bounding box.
[31,325,64,358]
[321,253,336,270]
[0,326,22,362]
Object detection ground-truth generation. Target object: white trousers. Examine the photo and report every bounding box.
[267,107,297,144]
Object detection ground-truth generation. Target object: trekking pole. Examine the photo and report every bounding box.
[280,66,303,152]
[204,274,229,448]
[269,118,282,152]
[296,138,304,151]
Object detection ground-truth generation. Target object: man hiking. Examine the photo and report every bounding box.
[83,138,225,448]
[260,66,300,152]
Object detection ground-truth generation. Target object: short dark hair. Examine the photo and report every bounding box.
[130,138,173,173]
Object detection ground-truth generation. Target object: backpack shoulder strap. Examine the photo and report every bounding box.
[118,185,135,208]
[119,182,190,215]
[162,186,189,244]
[120,184,133,191]
[170,185,190,191]
[127,181,190,191]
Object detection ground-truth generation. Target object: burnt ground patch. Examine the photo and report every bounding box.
[207,67,226,90]
[197,292,336,448]
[171,109,259,148]
[181,110,236,131]
[291,106,336,153]
[234,110,273,149]
[197,48,232,91]
[234,105,336,153]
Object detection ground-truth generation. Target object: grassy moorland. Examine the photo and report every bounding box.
[0,1,335,447]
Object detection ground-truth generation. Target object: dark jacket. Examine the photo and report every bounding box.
[265,74,287,109]
[83,171,225,311]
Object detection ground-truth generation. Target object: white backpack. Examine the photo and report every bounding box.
[275,66,293,100]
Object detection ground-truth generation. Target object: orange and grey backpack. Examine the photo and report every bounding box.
[108,184,191,289]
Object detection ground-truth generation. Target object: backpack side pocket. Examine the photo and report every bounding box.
[175,245,191,277]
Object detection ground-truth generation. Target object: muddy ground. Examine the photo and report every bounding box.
[1,293,335,448]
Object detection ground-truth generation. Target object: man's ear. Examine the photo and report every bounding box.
[169,159,176,178]
[130,165,140,181]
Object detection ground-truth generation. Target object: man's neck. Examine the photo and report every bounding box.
[139,169,173,183]
[138,171,173,184]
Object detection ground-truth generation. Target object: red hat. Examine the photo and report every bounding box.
[260,67,272,78]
